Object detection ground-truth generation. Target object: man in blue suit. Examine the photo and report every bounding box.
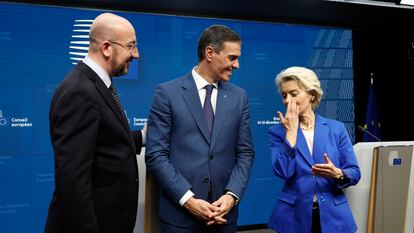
[145,25,255,233]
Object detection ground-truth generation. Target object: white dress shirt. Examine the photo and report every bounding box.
[192,67,218,113]
[83,56,112,88]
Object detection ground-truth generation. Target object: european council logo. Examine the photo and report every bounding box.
[68,19,139,79]
[69,19,93,65]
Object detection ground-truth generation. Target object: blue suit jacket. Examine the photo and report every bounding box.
[268,114,360,233]
[145,72,254,227]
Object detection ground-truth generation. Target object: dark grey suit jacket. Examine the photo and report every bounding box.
[45,61,142,233]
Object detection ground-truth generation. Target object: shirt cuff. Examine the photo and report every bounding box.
[141,130,146,145]
[179,190,195,206]
[226,191,240,205]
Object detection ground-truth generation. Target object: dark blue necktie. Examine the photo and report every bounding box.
[203,84,214,136]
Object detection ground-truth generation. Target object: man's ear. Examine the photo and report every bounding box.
[101,41,111,58]
[205,46,215,62]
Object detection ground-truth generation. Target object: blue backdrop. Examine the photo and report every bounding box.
[0,2,354,232]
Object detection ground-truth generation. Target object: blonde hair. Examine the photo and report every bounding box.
[275,66,323,110]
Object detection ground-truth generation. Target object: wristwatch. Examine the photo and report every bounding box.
[226,192,239,205]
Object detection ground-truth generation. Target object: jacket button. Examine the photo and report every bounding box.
[209,155,214,160]
[204,178,210,183]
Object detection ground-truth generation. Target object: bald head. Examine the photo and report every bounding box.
[86,13,139,77]
[89,13,135,53]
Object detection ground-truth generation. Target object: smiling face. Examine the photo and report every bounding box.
[209,41,241,82]
[88,13,139,78]
[109,25,139,77]
[280,79,314,115]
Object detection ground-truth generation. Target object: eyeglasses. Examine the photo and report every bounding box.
[109,40,137,53]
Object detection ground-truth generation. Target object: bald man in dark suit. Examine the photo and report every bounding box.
[45,13,145,233]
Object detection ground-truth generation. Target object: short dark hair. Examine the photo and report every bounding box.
[197,25,241,62]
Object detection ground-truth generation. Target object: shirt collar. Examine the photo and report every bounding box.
[192,66,218,91]
[83,56,112,88]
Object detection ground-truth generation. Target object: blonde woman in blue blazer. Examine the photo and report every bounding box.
[268,67,360,233]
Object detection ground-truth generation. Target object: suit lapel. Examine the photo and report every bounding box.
[78,62,131,134]
[210,82,229,150]
[95,80,131,133]
[312,115,328,164]
[296,129,314,166]
[181,73,211,143]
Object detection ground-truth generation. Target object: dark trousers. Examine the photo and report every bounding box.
[311,202,321,233]
[161,220,237,233]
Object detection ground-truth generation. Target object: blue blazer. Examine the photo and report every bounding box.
[145,72,254,227]
[268,114,360,233]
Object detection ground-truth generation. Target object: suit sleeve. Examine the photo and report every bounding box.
[224,91,255,200]
[131,130,143,154]
[50,86,100,232]
[145,85,192,203]
[269,126,298,180]
[336,123,361,188]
